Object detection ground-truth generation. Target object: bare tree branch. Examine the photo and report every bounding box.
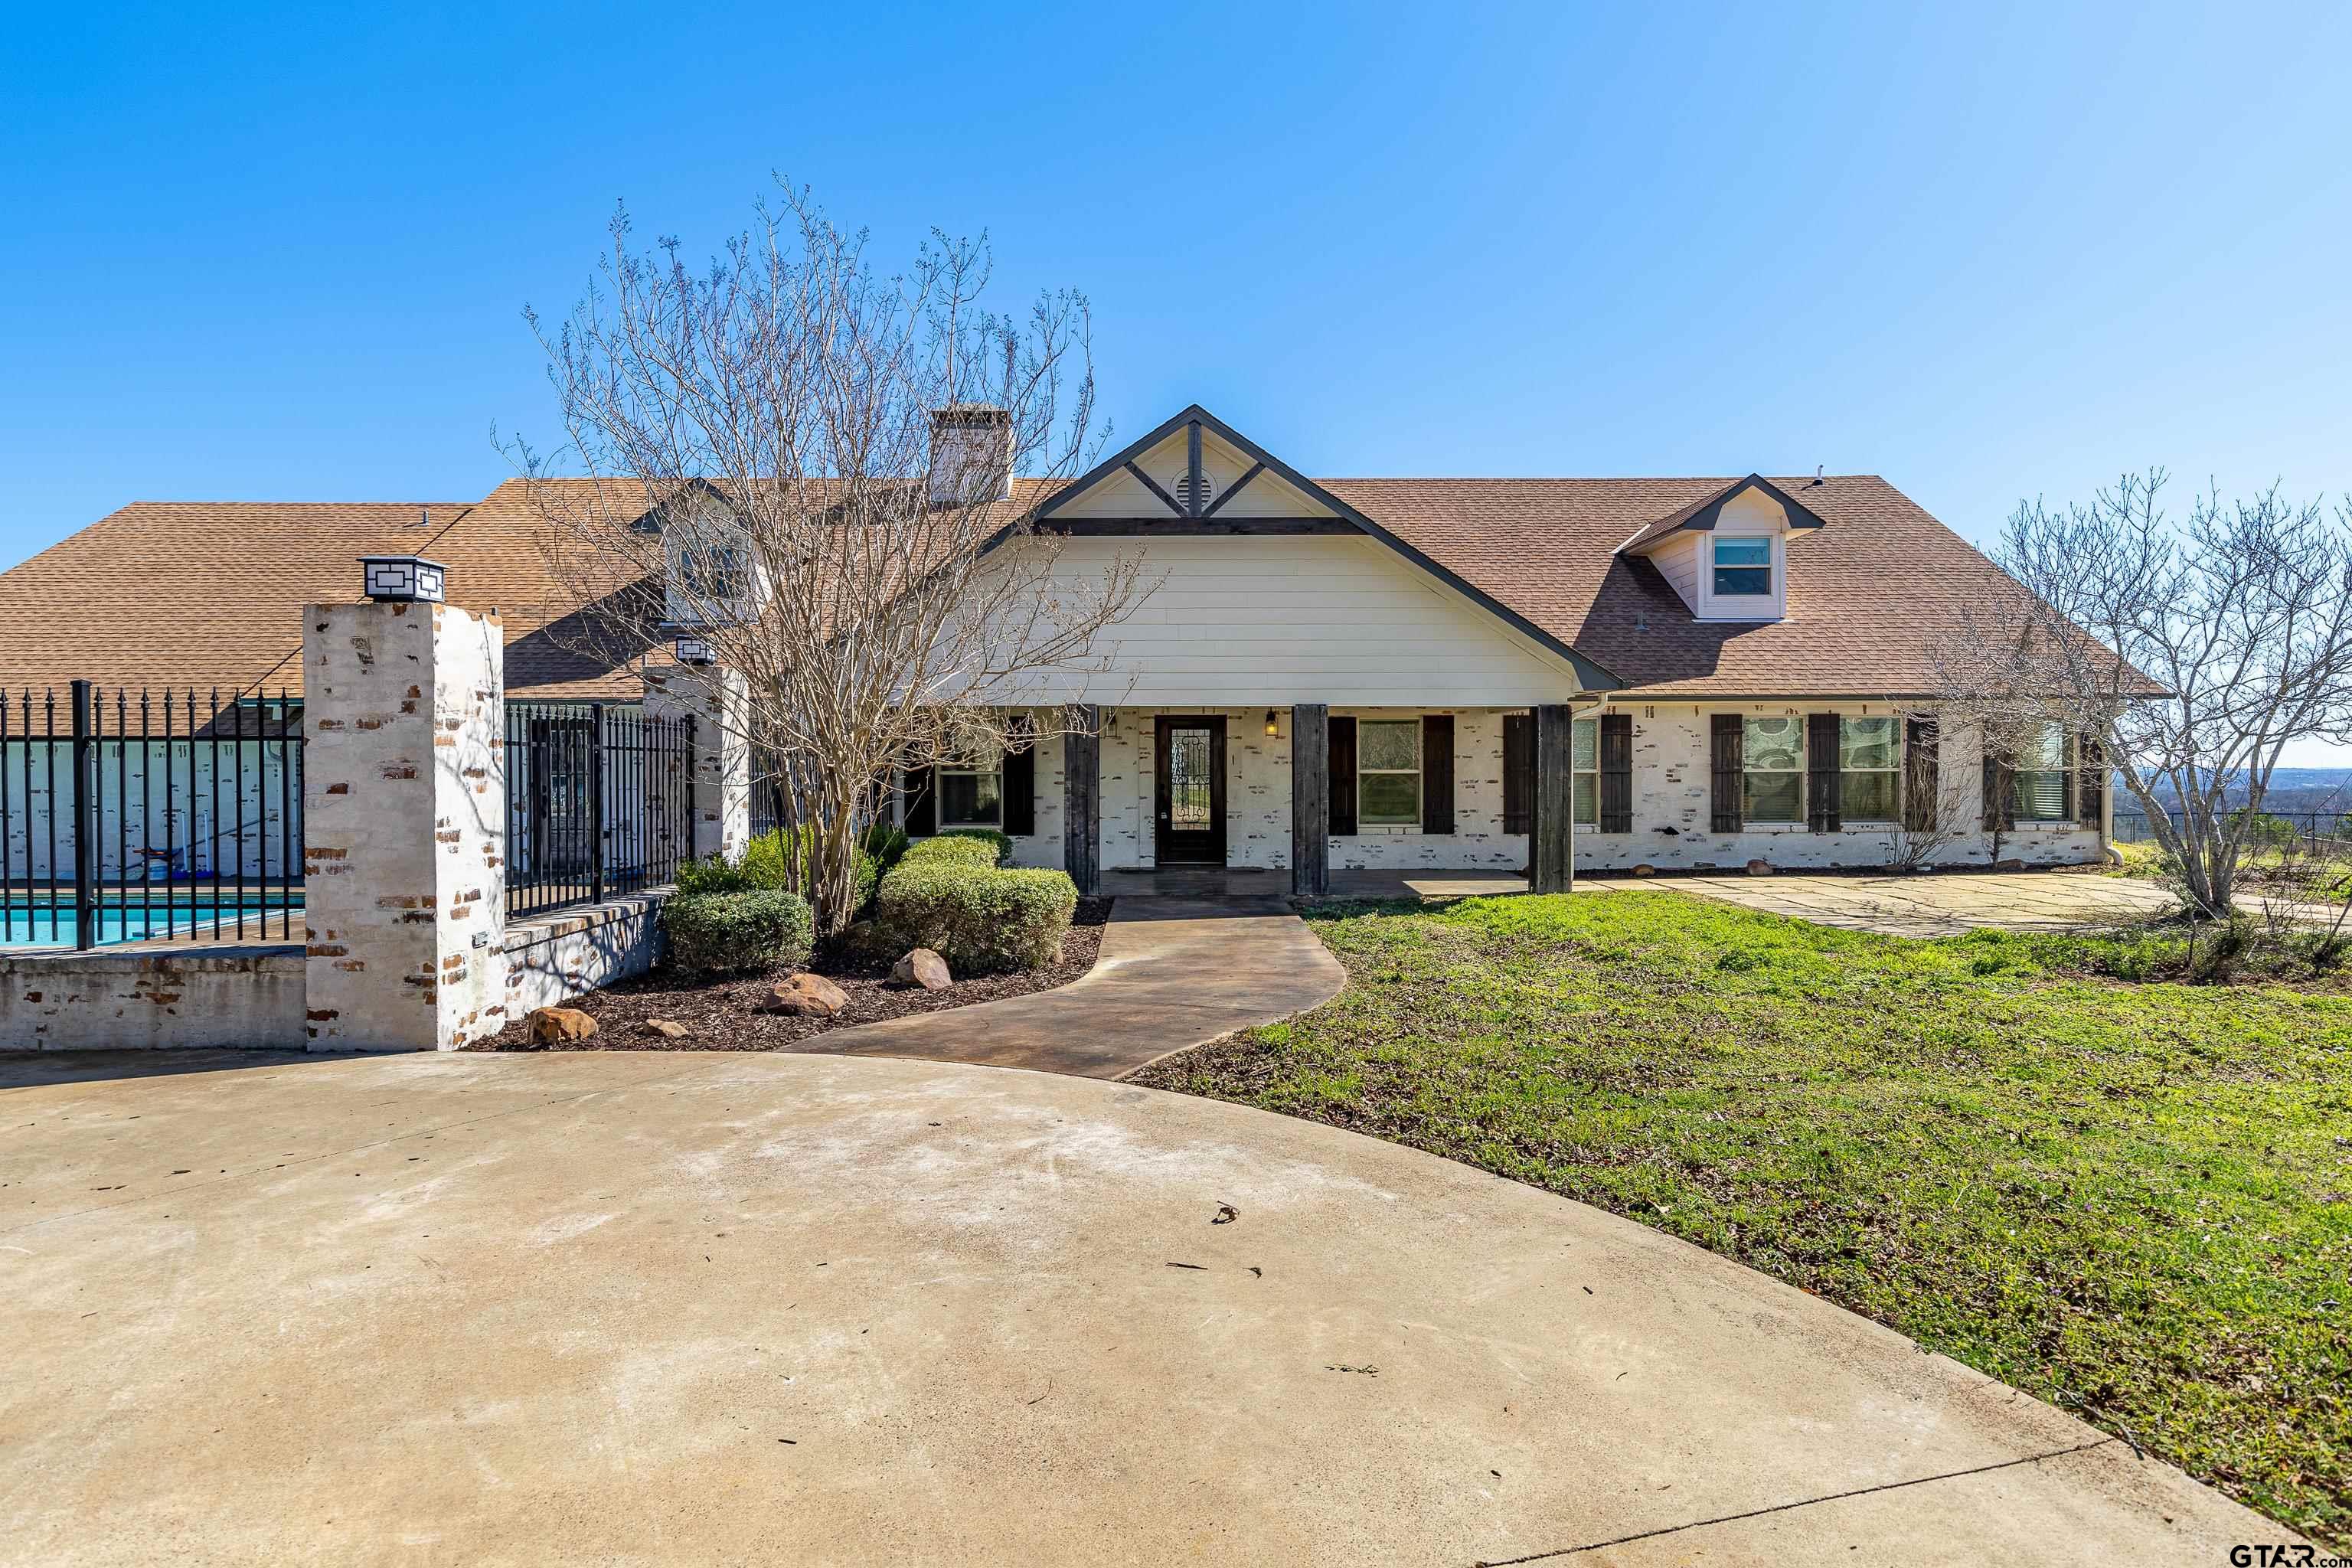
[505,182,1150,931]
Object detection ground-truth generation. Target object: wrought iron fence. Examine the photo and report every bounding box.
[505,700,695,919]
[2113,808,2352,854]
[0,682,304,949]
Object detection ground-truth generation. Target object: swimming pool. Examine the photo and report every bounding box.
[0,899,303,949]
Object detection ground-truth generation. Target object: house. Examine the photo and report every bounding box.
[0,403,2108,897]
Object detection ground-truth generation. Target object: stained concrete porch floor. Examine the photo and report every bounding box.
[0,1049,2286,1565]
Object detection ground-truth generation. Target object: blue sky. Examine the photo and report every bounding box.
[5,2,2350,746]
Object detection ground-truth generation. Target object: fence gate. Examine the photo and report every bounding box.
[0,682,304,949]
[505,700,696,919]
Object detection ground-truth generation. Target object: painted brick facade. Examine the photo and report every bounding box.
[1001,704,2103,875]
[301,601,508,1052]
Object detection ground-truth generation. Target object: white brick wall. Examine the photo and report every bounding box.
[1004,703,2103,875]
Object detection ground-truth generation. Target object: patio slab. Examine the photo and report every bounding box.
[1668,871,2183,936]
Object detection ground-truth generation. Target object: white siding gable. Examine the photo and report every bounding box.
[1050,425,1338,520]
[1017,534,1589,706]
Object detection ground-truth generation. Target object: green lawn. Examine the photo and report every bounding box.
[1132,890,2352,1545]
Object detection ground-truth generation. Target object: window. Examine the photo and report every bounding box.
[2012,722,2072,822]
[1712,536,1772,596]
[1572,717,1599,825]
[1357,720,1421,826]
[1839,717,1900,822]
[938,740,1003,828]
[1743,716,1804,823]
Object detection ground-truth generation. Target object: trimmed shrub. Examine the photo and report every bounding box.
[683,828,880,917]
[874,864,1076,973]
[675,854,756,897]
[941,827,1014,865]
[662,890,814,976]
[860,820,911,876]
[900,834,1001,871]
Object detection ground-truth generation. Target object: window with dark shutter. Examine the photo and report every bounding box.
[2078,732,2105,826]
[1805,713,1841,833]
[1328,716,1357,836]
[1903,718,1939,833]
[1420,714,1455,835]
[1002,717,1036,837]
[1982,743,2015,832]
[1502,714,1532,835]
[903,765,936,835]
[1709,715,1743,831]
[1599,714,1632,833]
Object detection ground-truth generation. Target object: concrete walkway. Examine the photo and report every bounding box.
[802,895,1346,1078]
[0,1050,2285,1565]
[1669,870,2185,937]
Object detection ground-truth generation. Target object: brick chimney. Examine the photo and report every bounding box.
[927,405,1014,507]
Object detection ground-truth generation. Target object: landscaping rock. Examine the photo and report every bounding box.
[1633,863,1658,877]
[763,973,850,1017]
[893,948,952,990]
[1745,858,1774,877]
[1994,858,2026,872]
[639,1018,693,1040]
[528,1007,598,1045]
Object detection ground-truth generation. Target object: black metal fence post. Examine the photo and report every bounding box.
[684,715,698,862]
[588,708,607,905]
[69,679,97,950]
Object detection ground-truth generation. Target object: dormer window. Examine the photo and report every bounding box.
[1711,537,1772,596]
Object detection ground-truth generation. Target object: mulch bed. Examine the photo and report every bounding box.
[473,897,1113,1052]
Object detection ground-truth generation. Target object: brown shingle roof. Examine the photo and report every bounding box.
[0,502,472,698]
[0,472,2030,701]
[1328,475,2017,697]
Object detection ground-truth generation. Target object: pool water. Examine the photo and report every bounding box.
[0,901,302,949]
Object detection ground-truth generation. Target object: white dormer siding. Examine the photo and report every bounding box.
[1635,488,1791,622]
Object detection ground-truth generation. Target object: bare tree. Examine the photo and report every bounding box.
[507,184,1149,933]
[1878,711,1973,871]
[1934,470,2352,916]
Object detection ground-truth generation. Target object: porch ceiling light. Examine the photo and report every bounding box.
[1265,709,1280,737]
[359,554,446,604]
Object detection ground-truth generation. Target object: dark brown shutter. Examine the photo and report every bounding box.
[1903,717,1939,833]
[1328,716,1357,836]
[1710,715,1743,832]
[2078,732,2105,825]
[1420,714,1455,835]
[903,766,936,835]
[1806,713,1841,833]
[1981,746,2014,833]
[1001,717,1036,837]
[1501,714,1533,835]
[1599,713,1632,833]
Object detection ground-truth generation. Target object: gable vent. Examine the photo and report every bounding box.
[1167,470,1217,511]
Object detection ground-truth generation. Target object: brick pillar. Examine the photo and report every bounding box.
[302,601,507,1052]
[647,664,751,861]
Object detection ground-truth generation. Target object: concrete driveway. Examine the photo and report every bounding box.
[0,1048,2276,1560]
[1668,870,2184,936]
[2,1050,2283,1565]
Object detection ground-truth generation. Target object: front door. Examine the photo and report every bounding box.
[1154,716,1228,865]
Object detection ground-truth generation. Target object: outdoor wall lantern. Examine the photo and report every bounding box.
[359,555,446,604]
[1265,708,1280,737]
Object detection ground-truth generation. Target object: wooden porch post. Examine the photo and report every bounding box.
[1063,704,1100,896]
[1291,702,1329,897]
[1534,704,1574,893]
